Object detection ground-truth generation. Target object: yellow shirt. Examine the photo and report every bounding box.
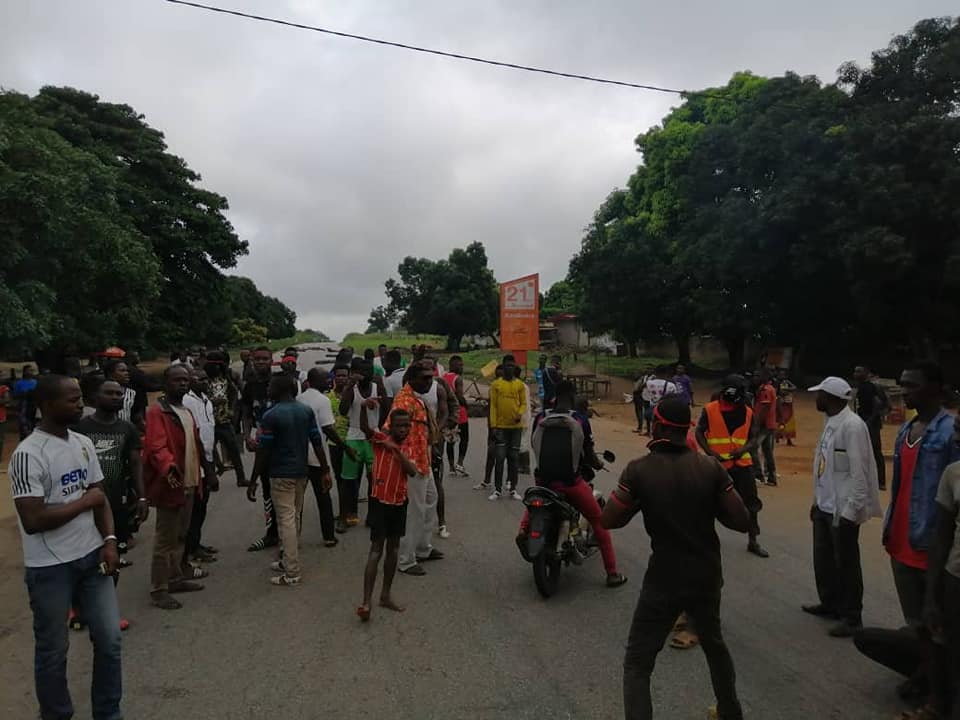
[490,378,526,429]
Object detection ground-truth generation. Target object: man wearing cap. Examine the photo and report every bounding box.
[602,395,750,720]
[802,377,882,638]
[696,375,769,558]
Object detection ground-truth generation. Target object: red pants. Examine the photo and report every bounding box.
[521,478,618,575]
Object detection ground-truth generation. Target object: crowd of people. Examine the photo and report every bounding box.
[5,344,960,720]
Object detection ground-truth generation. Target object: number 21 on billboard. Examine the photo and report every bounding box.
[500,274,539,351]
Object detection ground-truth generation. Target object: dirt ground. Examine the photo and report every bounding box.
[589,376,900,482]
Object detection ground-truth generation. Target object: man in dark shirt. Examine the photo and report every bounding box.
[246,374,330,586]
[75,378,148,553]
[241,346,278,551]
[853,365,890,490]
[602,395,750,720]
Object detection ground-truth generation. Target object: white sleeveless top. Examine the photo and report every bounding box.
[346,384,381,441]
[416,380,439,420]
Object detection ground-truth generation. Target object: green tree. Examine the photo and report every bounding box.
[0,90,161,362]
[29,86,249,349]
[540,280,579,319]
[229,317,268,346]
[223,276,296,339]
[366,305,392,333]
[383,242,499,350]
[834,17,960,358]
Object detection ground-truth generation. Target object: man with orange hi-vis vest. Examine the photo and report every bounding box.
[696,375,769,558]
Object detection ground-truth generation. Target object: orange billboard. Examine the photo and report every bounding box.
[500,274,540,352]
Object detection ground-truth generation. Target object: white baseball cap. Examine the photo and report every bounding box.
[807,376,853,400]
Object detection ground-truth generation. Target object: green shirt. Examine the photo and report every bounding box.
[326,390,349,437]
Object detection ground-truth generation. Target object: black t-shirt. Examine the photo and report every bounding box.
[241,377,271,428]
[73,415,142,499]
[854,381,887,425]
[617,444,733,591]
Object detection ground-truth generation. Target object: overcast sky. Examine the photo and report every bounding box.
[1,1,955,339]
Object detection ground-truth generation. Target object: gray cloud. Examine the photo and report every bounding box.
[2,0,954,339]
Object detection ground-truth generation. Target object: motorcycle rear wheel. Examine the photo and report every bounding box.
[533,552,562,598]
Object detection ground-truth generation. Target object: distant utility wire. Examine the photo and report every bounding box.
[162,0,738,102]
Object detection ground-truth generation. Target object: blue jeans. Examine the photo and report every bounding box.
[25,548,123,720]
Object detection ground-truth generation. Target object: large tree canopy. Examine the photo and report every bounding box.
[381,242,498,350]
[568,16,960,369]
[0,86,299,360]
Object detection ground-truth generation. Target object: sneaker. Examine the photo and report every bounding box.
[509,489,522,501]
[488,490,502,501]
[455,465,469,477]
[270,574,301,587]
[474,481,492,491]
[270,560,285,572]
[438,525,451,539]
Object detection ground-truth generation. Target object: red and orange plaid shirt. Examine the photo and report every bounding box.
[386,385,431,478]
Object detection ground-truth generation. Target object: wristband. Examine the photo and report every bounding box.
[103,535,118,543]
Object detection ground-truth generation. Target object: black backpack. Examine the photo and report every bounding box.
[531,410,585,485]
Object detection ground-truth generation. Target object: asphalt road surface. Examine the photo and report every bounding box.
[0,416,912,719]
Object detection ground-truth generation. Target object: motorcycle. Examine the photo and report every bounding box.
[517,450,616,598]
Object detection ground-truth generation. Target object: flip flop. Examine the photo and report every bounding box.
[151,592,183,610]
[670,630,700,650]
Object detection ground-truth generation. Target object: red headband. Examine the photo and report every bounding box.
[653,404,690,428]
[281,355,297,364]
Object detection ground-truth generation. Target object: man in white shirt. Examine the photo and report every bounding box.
[298,368,356,546]
[182,369,219,564]
[382,350,405,402]
[9,374,123,720]
[802,376,882,638]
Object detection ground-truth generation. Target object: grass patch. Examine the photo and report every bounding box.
[339,332,725,381]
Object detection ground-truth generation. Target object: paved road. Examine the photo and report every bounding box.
[0,416,910,719]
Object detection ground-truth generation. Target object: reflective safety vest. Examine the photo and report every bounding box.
[704,401,753,469]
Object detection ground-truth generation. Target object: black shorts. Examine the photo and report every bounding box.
[366,497,408,541]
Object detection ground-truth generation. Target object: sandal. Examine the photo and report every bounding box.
[672,614,689,633]
[151,592,183,610]
[670,630,700,650]
[356,605,371,622]
[324,538,339,548]
[169,580,205,593]
[270,574,301,586]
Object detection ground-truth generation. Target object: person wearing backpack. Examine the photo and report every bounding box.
[517,381,628,588]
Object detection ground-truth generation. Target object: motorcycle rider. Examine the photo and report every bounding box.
[517,381,628,588]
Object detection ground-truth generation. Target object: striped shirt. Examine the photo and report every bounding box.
[370,431,411,505]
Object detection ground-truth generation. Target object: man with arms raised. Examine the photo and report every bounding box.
[10,374,123,720]
[602,395,750,720]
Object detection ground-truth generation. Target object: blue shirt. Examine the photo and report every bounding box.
[258,400,321,478]
[883,409,960,551]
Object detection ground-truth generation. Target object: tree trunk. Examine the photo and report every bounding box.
[674,334,692,365]
[627,340,638,358]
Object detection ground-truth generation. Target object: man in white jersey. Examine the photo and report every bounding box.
[338,358,383,527]
[10,374,123,720]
